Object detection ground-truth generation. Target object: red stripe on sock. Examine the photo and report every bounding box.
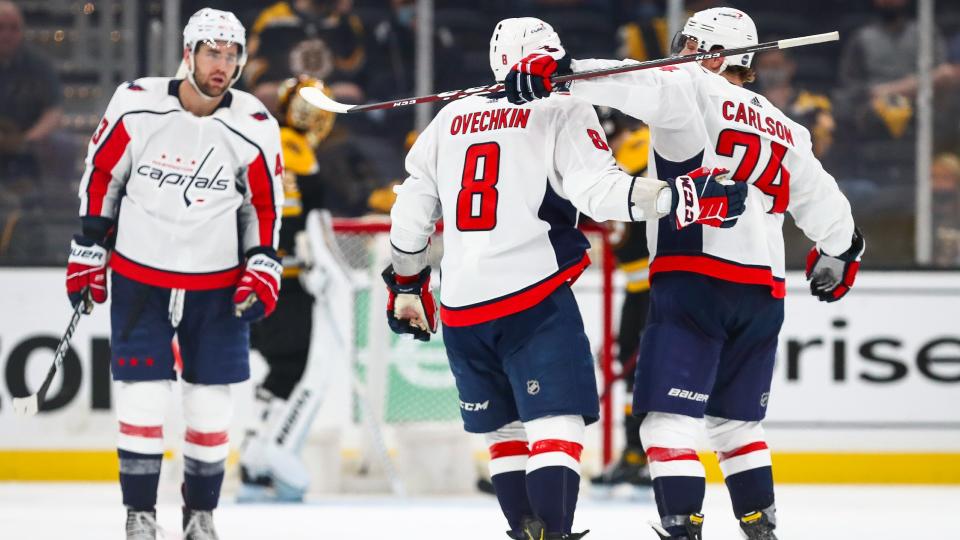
[717,441,769,462]
[646,446,700,462]
[489,440,530,459]
[184,429,228,447]
[119,422,162,438]
[529,439,583,461]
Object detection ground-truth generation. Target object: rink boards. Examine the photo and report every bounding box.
[0,268,958,483]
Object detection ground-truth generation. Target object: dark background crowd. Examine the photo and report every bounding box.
[2,0,959,267]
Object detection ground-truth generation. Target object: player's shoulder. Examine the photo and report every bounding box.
[746,87,814,150]
[221,88,280,133]
[106,77,177,112]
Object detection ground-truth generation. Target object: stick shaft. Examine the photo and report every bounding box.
[321,32,838,114]
[33,301,84,407]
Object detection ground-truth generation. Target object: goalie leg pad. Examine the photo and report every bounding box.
[484,421,532,534]
[706,416,775,520]
[523,415,585,534]
[182,383,232,510]
[116,380,172,510]
[640,412,707,537]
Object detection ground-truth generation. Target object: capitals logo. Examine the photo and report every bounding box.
[135,147,232,207]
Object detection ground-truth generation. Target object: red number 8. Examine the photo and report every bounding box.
[587,129,609,151]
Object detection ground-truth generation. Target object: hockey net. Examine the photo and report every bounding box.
[317,217,616,495]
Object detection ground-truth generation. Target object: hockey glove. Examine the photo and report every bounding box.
[382,265,439,342]
[805,227,865,303]
[505,51,571,105]
[668,167,747,230]
[233,250,283,322]
[66,235,109,313]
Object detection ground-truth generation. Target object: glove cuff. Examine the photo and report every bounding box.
[836,227,865,262]
[382,265,431,295]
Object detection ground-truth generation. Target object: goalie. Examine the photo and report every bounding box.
[238,78,353,503]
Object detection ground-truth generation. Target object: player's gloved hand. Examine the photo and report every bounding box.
[805,227,865,303]
[668,167,747,230]
[233,249,283,322]
[505,50,571,105]
[382,265,439,342]
[66,235,109,313]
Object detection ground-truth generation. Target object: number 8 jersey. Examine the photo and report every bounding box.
[570,61,856,298]
[390,92,671,326]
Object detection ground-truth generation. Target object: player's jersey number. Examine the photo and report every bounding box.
[456,142,500,231]
[715,129,790,214]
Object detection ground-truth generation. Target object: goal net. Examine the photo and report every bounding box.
[300,217,617,495]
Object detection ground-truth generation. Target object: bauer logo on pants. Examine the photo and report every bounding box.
[668,387,709,402]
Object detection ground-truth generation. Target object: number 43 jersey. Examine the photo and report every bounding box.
[391,92,667,327]
[77,78,284,290]
[571,61,855,298]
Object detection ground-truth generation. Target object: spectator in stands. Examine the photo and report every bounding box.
[245,0,366,104]
[933,152,960,267]
[835,0,946,140]
[755,48,835,158]
[367,0,466,140]
[0,0,63,202]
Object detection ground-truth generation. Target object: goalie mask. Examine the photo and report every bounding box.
[179,8,248,99]
[671,7,758,69]
[278,77,336,148]
[489,17,564,82]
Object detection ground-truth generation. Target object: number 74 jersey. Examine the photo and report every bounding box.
[571,61,856,298]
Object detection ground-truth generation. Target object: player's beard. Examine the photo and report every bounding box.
[195,70,229,98]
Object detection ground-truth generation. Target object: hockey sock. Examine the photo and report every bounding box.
[641,413,706,535]
[486,422,532,533]
[706,416,775,519]
[116,381,171,511]
[182,384,232,510]
[524,416,585,534]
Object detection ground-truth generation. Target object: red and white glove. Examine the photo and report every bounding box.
[505,49,570,105]
[668,167,748,230]
[382,265,439,342]
[66,235,109,313]
[233,251,283,321]
[806,228,865,303]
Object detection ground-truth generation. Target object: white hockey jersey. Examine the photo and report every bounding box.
[391,92,664,326]
[77,78,284,290]
[570,60,855,297]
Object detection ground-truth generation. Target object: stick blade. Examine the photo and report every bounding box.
[298,86,355,114]
[12,395,39,416]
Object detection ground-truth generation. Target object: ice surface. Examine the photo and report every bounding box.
[0,483,956,539]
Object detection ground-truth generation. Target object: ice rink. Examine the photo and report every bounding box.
[1,482,956,539]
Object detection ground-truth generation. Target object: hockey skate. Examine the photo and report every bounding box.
[518,516,590,539]
[590,447,652,499]
[183,508,219,540]
[125,508,158,540]
[649,512,704,540]
[739,509,778,539]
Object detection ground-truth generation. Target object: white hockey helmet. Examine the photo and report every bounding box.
[676,7,758,69]
[180,8,247,98]
[489,17,564,82]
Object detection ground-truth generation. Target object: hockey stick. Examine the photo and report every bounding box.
[11,296,88,416]
[300,31,839,114]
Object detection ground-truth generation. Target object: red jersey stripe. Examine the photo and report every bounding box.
[87,120,131,216]
[489,440,530,459]
[111,251,241,290]
[529,439,584,461]
[646,446,700,463]
[440,253,591,327]
[650,254,787,298]
[246,154,277,248]
[185,429,228,447]
[119,421,163,439]
[717,441,769,462]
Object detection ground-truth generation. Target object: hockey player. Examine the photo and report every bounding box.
[505,8,865,540]
[64,8,283,539]
[238,77,350,502]
[382,18,747,540]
